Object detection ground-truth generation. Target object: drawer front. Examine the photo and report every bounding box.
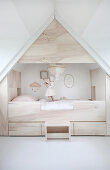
[41,123,45,136]
[9,123,42,136]
[70,122,74,135]
[73,122,106,136]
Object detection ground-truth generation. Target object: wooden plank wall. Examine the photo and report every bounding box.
[19,19,95,64]
[106,75,110,135]
[8,70,21,102]
[90,68,106,101]
[0,70,21,136]
[0,77,8,136]
[8,101,105,122]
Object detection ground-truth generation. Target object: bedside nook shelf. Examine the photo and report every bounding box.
[45,122,71,140]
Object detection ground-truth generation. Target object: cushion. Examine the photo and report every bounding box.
[12,95,38,102]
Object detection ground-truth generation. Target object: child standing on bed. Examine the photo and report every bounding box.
[44,80,55,102]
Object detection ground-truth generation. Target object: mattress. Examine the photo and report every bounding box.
[40,100,74,110]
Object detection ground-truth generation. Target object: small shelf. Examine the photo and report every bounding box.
[45,122,71,140]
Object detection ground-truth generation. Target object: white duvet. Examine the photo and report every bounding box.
[40,100,74,110]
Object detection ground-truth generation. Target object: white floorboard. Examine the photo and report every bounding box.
[0,136,110,170]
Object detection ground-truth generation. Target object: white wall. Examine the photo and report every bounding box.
[14,64,92,100]
[0,0,54,76]
[54,64,91,100]
[91,68,106,100]
[21,64,48,99]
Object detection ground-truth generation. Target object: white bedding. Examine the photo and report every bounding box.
[40,100,74,110]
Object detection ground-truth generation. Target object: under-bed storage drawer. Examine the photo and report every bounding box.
[9,123,42,136]
[71,122,106,136]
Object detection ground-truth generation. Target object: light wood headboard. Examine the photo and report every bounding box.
[8,70,21,101]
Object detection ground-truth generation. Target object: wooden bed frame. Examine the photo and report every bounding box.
[0,69,107,136]
[8,100,106,136]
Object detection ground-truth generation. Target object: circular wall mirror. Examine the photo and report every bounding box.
[64,74,74,88]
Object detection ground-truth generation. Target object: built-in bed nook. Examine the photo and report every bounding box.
[1,19,109,139]
[7,63,106,137]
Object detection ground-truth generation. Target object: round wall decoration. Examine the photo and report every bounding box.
[64,74,74,88]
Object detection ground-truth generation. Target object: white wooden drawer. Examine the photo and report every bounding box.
[73,122,106,135]
[9,123,42,136]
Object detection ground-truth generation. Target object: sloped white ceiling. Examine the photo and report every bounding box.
[83,0,110,67]
[0,0,54,81]
[12,0,54,36]
[55,0,102,36]
[55,0,110,75]
[0,0,30,73]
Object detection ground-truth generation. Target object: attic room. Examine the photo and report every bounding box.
[0,0,110,170]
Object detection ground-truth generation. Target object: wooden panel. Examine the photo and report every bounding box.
[8,70,21,101]
[70,122,74,136]
[19,19,95,64]
[47,127,69,133]
[8,70,16,88]
[17,88,21,96]
[0,77,8,136]
[8,70,21,88]
[9,123,42,136]
[41,123,45,136]
[106,75,110,135]
[8,101,105,122]
[73,122,106,135]
[91,86,96,101]
[16,72,21,88]
[47,133,69,139]
[8,102,40,118]
[8,88,17,102]
[90,68,106,101]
